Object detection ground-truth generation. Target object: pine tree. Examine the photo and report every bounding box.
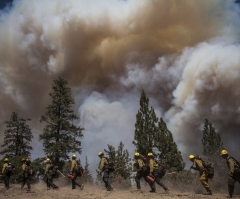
[113,142,132,180]
[39,77,84,169]
[95,161,103,185]
[82,156,93,184]
[0,112,33,157]
[96,142,132,187]
[154,117,185,172]
[201,118,225,176]
[132,90,158,156]
[104,144,116,161]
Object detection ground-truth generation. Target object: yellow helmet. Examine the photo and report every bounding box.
[45,158,50,163]
[72,154,77,158]
[189,155,195,160]
[4,158,9,162]
[221,150,229,156]
[135,153,140,156]
[98,152,103,156]
[147,153,153,157]
[21,158,25,162]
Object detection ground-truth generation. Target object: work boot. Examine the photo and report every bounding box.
[165,188,170,193]
[203,191,212,195]
[149,189,156,193]
[80,184,84,190]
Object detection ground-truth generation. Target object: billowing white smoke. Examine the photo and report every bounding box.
[79,38,240,170]
[119,38,240,161]
[0,0,240,172]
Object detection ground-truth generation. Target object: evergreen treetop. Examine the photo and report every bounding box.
[201,118,225,176]
[154,117,185,172]
[39,77,84,169]
[82,156,93,184]
[0,112,33,158]
[132,90,158,156]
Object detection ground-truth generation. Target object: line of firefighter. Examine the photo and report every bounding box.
[188,150,240,197]
[98,151,170,192]
[1,149,240,197]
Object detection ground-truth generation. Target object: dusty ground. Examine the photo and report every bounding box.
[0,183,239,199]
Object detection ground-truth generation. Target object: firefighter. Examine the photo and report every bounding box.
[2,158,10,189]
[69,154,83,190]
[134,153,151,191]
[147,153,169,193]
[23,158,32,191]
[21,158,26,189]
[221,150,240,198]
[189,155,212,195]
[98,152,113,191]
[44,158,58,190]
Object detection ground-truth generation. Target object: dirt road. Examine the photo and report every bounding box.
[0,184,239,199]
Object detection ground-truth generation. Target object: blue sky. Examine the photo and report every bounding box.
[0,0,13,10]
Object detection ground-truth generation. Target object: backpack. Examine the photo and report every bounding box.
[141,156,149,173]
[105,157,115,173]
[196,155,214,179]
[229,156,240,166]
[75,165,84,176]
[29,166,36,176]
[158,165,166,177]
[51,166,59,178]
[5,164,15,174]
[229,156,240,173]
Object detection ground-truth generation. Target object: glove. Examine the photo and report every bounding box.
[149,172,153,176]
[99,172,102,175]
[137,169,140,173]
[70,172,72,175]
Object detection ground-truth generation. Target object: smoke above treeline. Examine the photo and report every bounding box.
[0,0,240,171]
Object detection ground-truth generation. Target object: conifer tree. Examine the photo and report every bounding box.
[132,90,158,156]
[39,77,84,169]
[82,156,93,184]
[0,112,33,157]
[96,142,132,187]
[104,144,116,161]
[113,142,132,180]
[95,161,103,185]
[201,118,225,175]
[154,117,185,172]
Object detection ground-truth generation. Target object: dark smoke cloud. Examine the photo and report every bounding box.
[0,0,239,171]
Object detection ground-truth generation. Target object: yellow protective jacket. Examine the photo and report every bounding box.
[99,157,108,173]
[193,159,205,174]
[2,163,8,174]
[135,158,144,170]
[22,163,26,175]
[149,158,158,173]
[227,157,239,177]
[45,163,53,175]
[23,163,31,177]
[70,160,78,173]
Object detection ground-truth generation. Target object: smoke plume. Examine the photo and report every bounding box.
[0,0,240,171]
